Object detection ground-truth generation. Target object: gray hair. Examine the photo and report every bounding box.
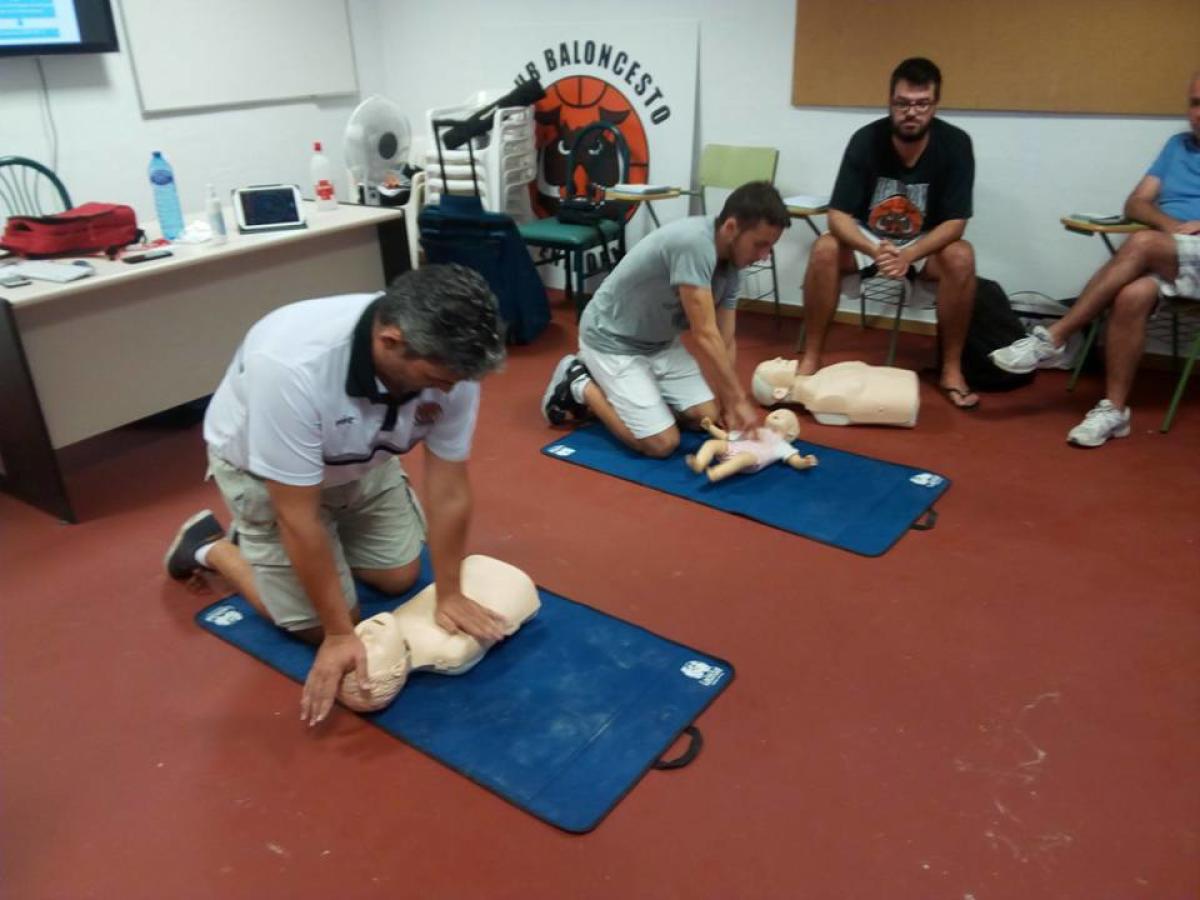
[376,264,506,380]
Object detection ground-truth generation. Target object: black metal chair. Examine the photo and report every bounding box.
[0,156,72,222]
[519,122,630,318]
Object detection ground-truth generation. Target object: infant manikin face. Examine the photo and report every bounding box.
[763,408,801,441]
[337,612,412,712]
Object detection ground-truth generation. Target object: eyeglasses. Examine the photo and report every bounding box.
[891,98,934,112]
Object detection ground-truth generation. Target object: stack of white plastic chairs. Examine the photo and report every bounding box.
[425,91,537,222]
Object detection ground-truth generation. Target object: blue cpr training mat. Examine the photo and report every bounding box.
[542,424,950,556]
[195,553,734,833]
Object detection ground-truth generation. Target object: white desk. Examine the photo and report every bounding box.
[0,202,408,522]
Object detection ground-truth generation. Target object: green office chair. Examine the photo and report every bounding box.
[694,143,781,319]
[0,156,72,222]
[520,124,629,318]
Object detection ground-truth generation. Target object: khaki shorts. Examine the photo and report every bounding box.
[207,452,425,632]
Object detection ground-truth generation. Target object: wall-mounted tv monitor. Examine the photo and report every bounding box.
[0,0,119,57]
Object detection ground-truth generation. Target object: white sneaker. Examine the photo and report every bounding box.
[541,354,591,425]
[989,325,1070,374]
[1067,399,1131,448]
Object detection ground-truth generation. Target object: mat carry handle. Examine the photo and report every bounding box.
[653,725,704,770]
[910,508,938,531]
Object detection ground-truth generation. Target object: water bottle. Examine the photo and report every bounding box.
[205,183,227,245]
[148,151,184,240]
[310,141,338,211]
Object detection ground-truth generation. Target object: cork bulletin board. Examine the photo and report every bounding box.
[791,0,1199,115]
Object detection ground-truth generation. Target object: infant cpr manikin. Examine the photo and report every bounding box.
[686,409,818,482]
[337,555,541,712]
[751,358,919,427]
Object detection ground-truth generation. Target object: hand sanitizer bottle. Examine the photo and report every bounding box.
[205,184,227,245]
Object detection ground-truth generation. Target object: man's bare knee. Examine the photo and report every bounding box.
[291,605,362,645]
[637,429,680,458]
[354,558,421,596]
[1111,277,1160,321]
[1118,229,1169,264]
[934,239,975,278]
[677,402,717,430]
[807,233,845,271]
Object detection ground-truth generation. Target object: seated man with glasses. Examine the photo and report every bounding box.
[798,56,980,409]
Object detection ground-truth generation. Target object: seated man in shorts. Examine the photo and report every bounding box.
[990,72,1200,447]
[797,57,979,410]
[541,181,790,457]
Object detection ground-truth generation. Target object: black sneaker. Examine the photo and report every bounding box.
[541,354,591,425]
[163,509,225,580]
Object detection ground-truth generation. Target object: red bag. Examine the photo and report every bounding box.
[1,203,141,258]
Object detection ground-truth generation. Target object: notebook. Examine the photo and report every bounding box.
[6,260,95,282]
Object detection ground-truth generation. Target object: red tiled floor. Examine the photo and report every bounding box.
[2,303,1197,899]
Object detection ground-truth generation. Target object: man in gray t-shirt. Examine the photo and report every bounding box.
[541,182,790,458]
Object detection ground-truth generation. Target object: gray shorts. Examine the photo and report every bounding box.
[1156,234,1200,299]
[207,452,425,632]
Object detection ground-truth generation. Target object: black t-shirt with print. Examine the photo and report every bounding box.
[829,117,974,241]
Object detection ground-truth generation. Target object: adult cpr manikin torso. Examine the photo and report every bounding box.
[337,555,541,712]
[752,358,919,427]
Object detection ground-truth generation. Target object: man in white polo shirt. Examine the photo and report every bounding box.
[164,264,507,726]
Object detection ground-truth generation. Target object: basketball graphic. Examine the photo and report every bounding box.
[868,194,923,239]
[531,75,649,219]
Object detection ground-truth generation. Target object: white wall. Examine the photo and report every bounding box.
[1,0,1186,308]
[0,0,386,223]
[373,0,1184,307]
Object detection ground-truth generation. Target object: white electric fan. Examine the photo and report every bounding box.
[344,95,412,206]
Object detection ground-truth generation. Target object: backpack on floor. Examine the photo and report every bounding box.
[949,277,1037,392]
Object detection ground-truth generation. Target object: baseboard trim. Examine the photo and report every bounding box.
[736,299,1191,369]
[737,299,938,336]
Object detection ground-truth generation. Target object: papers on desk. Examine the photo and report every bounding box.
[1068,212,1126,224]
[3,260,95,283]
[784,193,830,209]
[611,183,674,194]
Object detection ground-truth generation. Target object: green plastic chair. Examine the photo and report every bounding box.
[1067,295,1200,433]
[519,123,630,319]
[695,144,781,318]
[0,156,72,222]
[518,217,624,319]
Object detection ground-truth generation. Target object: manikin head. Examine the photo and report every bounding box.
[762,408,801,441]
[752,356,800,405]
[338,612,413,712]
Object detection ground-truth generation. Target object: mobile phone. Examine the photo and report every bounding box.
[0,274,32,288]
[123,249,174,264]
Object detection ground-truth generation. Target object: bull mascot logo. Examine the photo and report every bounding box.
[531,75,649,219]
